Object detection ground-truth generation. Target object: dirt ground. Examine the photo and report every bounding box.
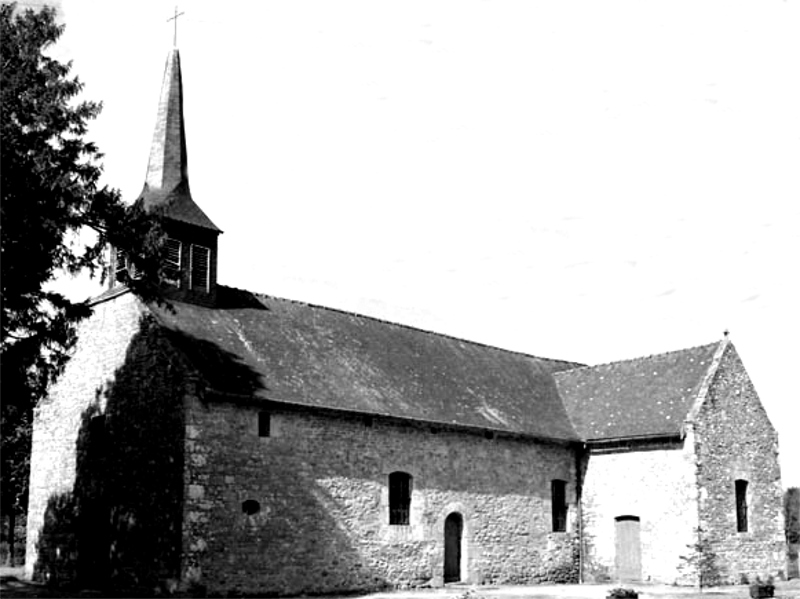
[2,567,799,599]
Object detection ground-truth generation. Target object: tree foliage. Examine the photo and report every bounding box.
[0,2,166,546]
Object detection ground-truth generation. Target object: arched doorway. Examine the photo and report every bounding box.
[614,515,642,581]
[444,512,463,583]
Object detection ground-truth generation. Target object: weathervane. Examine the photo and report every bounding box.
[167,6,185,47]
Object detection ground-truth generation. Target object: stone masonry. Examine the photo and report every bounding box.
[692,344,785,583]
[181,398,580,596]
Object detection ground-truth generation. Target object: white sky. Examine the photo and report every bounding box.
[46,0,799,486]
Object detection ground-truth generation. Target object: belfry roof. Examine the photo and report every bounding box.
[138,49,220,232]
[554,341,725,441]
[149,286,584,442]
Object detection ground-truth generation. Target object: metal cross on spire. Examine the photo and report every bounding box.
[167,6,185,47]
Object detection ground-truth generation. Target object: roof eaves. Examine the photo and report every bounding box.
[203,386,580,445]
[88,285,133,307]
[586,432,684,444]
[587,433,684,454]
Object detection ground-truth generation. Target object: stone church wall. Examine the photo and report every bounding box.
[693,344,785,583]
[579,438,699,585]
[181,398,580,596]
[25,293,188,591]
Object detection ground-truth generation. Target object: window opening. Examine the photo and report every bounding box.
[258,412,271,438]
[389,471,412,525]
[190,244,210,291]
[552,479,568,532]
[164,238,182,287]
[735,479,748,532]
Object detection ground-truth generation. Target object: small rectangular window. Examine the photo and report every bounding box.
[164,238,182,287]
[552,479,567,532]
[258,412,271,437]
[735,479,748,532]
[190,244,210,292]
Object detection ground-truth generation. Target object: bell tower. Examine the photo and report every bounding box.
[111,48,221,306]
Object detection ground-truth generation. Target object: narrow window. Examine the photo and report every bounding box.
[190,244,211,291]
[389,472,412,525]
[735,479,748,532]
[164,238,182,287]
[552,479,568,532]
[258,412,271,437]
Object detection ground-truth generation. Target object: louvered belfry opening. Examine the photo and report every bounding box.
[164,238,182,287]
[159,221,219,306]
[190,244,210,292]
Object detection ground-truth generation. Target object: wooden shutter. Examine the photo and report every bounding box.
[115,250,128,282]
[164,238,182,287]
[115,250,139,282]
[190,244,210,292]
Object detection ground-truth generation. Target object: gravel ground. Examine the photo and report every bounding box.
[2,568,799,599]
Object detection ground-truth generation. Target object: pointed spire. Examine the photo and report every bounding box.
[139,49,220,232]
[145,48,187,193]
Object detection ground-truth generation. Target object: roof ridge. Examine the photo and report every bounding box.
[218,284,584,368]
[554,340,723,375]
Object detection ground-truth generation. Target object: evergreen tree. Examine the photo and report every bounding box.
[1,2,166,563]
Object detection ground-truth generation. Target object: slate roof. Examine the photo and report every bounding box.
[554,342,723,441]
[149,286,584,442]
[138,180,222,232]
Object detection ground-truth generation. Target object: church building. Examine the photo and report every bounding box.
[25,48,786,596]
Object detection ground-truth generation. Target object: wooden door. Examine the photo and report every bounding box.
[444,512,463,583]
[615,516,642,581]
